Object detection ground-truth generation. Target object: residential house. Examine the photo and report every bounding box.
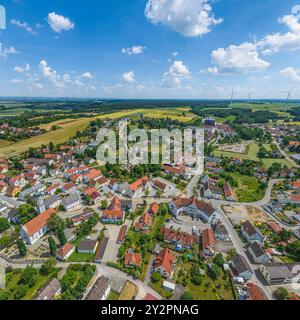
[35,278,61,300]
[101,197,125,224]
[124,249,142,268]
[56,243,75,261]
[246,283,268,301]
[162,227,199,250]
[224,183,237,201]
[85,276,110,301]
[213,223,231,242]
[248,242,271,264]
[231,254,253,282]
[152,248,175,279]
[267,221,282,234]
[135,212,152,233]
[202,228,216,256]
[259,264,293,285]
[149,202,159,215]
[241,221,265,244]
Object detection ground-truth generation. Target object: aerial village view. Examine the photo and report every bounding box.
[0,0,300,312]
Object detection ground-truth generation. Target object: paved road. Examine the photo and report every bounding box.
[210,199,273,300]
[273,140,299,168]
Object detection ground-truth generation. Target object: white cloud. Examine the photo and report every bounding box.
[0,43,18,59]
[162,60,190,87]
[279,67,300,82]
[123,71,135,82]
[208,42,270,74]
[145,0,223,37]
[10,78,24,84]
[122,45,146,55]
[258,10,300,54]
[14,63,31,73]
[81,72,93,79]
[11,19,36,34]
[47,12,75,33]
[39,60,65,88]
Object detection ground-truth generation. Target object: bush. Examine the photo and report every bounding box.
[274,287,289,300]
[191,275,202,286]
[151,272,162,283]
[180,291,193,300]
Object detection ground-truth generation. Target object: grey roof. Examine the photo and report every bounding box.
[36,278,61,300]
[214,223,228,236]
[232,254,252,275]
[44,195,59,208]
[62,192,81,207]
[249,242,265,258]
[18,184,45,200]
[85,276,109,300]
[64,228,75,241]
[241,221,259,237]
[263,264,292,280]
[78,239,98,251]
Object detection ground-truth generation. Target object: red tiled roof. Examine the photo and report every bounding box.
[124,251,142,267]
[84,169,102,180]
[150,202,159,215]
[292,181,300,189]
[130,176,148,191]
[247,283,268,300]
[57,242,74,258]
[23,208,55,236]
[202,228,216,251]
[153,248,175,276]
[267,221,282,233]
[173,197,215,216]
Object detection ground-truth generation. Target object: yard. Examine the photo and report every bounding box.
[176,262,235,300]
[67,252,95,262]
[0,268,56,300]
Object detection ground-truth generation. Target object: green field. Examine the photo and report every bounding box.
[67,252,95,262]
[229,173,265,202]
[214,142,294,168]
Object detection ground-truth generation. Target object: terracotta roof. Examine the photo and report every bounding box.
[130,176,148,191]
[57,242,74,258]
[292,181,300,189]
[23,208,55,236]
[153,248,175,276]
[162,227,199,247]
[153,179,167,191]
[84,187,98,196]
[202,228,216,251]
[149,202,159,215]
[163,165,184,175]
[84,169,102,180]
[267,221,282,234]
[124,251,142,267]
[291,194,300,202]
[63,182,75,191]
[224,182,235,198]
[173,196,215,216]
[247,283,268,300]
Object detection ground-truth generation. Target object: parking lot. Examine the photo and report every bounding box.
[101,220,132,264]
[164,215,209,235]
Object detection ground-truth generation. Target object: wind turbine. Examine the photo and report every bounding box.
[229,88,235,106]
[282,88,294,103]
[247,89,254,105]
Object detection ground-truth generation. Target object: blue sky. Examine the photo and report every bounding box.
[1,0,300,99]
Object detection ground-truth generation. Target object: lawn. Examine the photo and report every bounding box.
[229,173,265,202]
[67,252,95,262]
[149,279,173,299]
[214,141,259,161]
[107,291,120,300]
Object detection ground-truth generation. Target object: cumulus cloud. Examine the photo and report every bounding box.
[206,42,270,74]
[122,45,146,55]
[14,63,31,73]
[258,11,300,55]
[11,19,36,34]
[123,71,135,82]
[0,43,18,59]
[47,12,75,33]
[162,60,190,87]
[279,67,300,82]
[145,0,223,37]
[81,72,93,79]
